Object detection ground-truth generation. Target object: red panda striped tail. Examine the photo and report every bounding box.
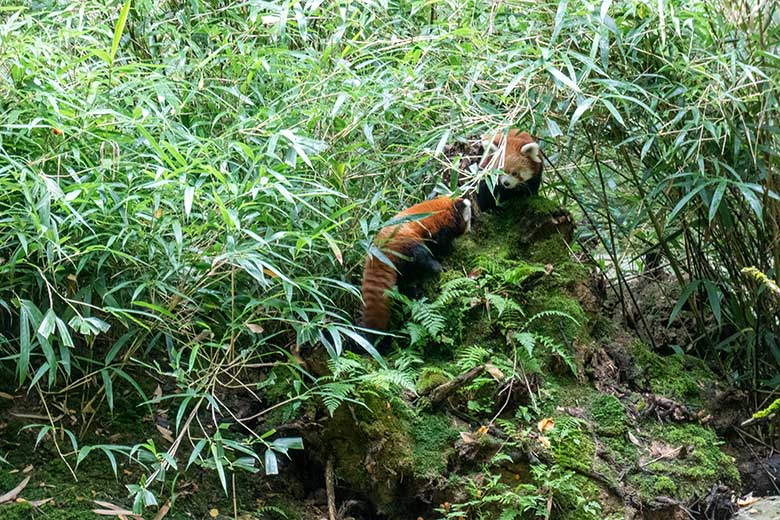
[360,255,398,332]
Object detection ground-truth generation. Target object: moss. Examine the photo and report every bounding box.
[523,196,562,218]
[630,341,713,407]
[526,289,588,343]
[416,368,450,394]
[527,236,587,283]
[628,424,739,502]
[590,394,627,436]
[753,397,780,420]
[547,417,595,473]
[410,413,459,478]
[599,435,638,469]
[653,476,677,495]
[528,235,571,265]
[322,384,416,515]
[554,474,603,520]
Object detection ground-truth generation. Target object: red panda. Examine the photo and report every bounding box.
[476,129,543,212]
[360,196,472,333]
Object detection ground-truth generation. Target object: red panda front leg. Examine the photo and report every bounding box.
[409,243,443,276]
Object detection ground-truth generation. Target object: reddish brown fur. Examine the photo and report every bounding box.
[479,129,542,181]
[361,196,469,331]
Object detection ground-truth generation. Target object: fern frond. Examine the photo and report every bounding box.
[456,345,491,370]
[523,309,579,331]
[436,277,478,305]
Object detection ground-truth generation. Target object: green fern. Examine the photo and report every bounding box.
[523,309,580,331]
[363,368,417,392]
[435,277,478,305]
[456,345,491,371]
[535,334,576,375]
[315,381,357,416]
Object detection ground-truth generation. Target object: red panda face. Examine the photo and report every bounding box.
[479,129,542,188]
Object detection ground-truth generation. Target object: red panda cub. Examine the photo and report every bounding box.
[476,129,543,212]
[361,196,472,334]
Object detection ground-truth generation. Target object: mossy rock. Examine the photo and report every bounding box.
[525,288,589,344]
[321,385,415,513]
[547,417,596,473]
[630,341,715,407]
[628,423,739,502]
[589,394,628,436]
[416,368,450,394]
[410,413,459,479]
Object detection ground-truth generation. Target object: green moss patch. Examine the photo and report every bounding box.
[547,417,595,473]
[410,413,459,478]
[631,341,714,407]
[628,424,739,502]
[590,394,628,436]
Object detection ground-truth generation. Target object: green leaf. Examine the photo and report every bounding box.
[38,309,56,338]
[569,97,595,131]
[600,98,624,126]
[264,448,279,475]
[708,181,727,223]
[703,281,722,325]
[19,304,31,385]
[667,182,708,222]
[211,443,227,492]
[547,65,581,93]
[110,0,132,65]
[187,439,207,469]
[668,281,699,326]
[101,369,114,411]
[739,184,763,220]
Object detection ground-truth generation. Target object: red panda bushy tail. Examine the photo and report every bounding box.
[360,255,398,332]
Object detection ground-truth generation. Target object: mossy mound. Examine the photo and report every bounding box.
[633,424,740,500]
[630,340,716,408]
[590,394,628,436]
[317,195,739,519]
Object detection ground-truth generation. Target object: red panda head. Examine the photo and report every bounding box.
[479,129,542,189]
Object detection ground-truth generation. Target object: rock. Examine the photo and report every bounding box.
[733,496,780,519]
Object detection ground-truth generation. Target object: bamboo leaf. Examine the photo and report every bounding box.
[110,0,132,65]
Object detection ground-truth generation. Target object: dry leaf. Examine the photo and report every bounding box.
[93,508,137,517]
[0,476,30,504]
[537,417,555,433]
[0,392,14,400]
[245,323,264,334]
[627,431,642,446]
[649,441,682,460]
[92,500,141,518]
[156,424,175,444]
[485,364,505,381]
[22,465,33,473]
[538,435,551,449]
[28,497,53,508]
[209,508,219,518]
[459,431,479,444]
[545,264,554,274]
[153,385,162,401]
[153,208,163,218]
[737,493,760,508]
[476,425,489,436]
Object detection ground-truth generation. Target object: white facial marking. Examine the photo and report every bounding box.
[499,174,520,189]
[521,142,542,163]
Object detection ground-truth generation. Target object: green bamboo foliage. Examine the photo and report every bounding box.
[1,0,779,510]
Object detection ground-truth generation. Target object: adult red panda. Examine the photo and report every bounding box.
[360,196,472,333]
[475,129,543,212]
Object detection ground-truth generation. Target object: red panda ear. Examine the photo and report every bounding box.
[521,142,541,163]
